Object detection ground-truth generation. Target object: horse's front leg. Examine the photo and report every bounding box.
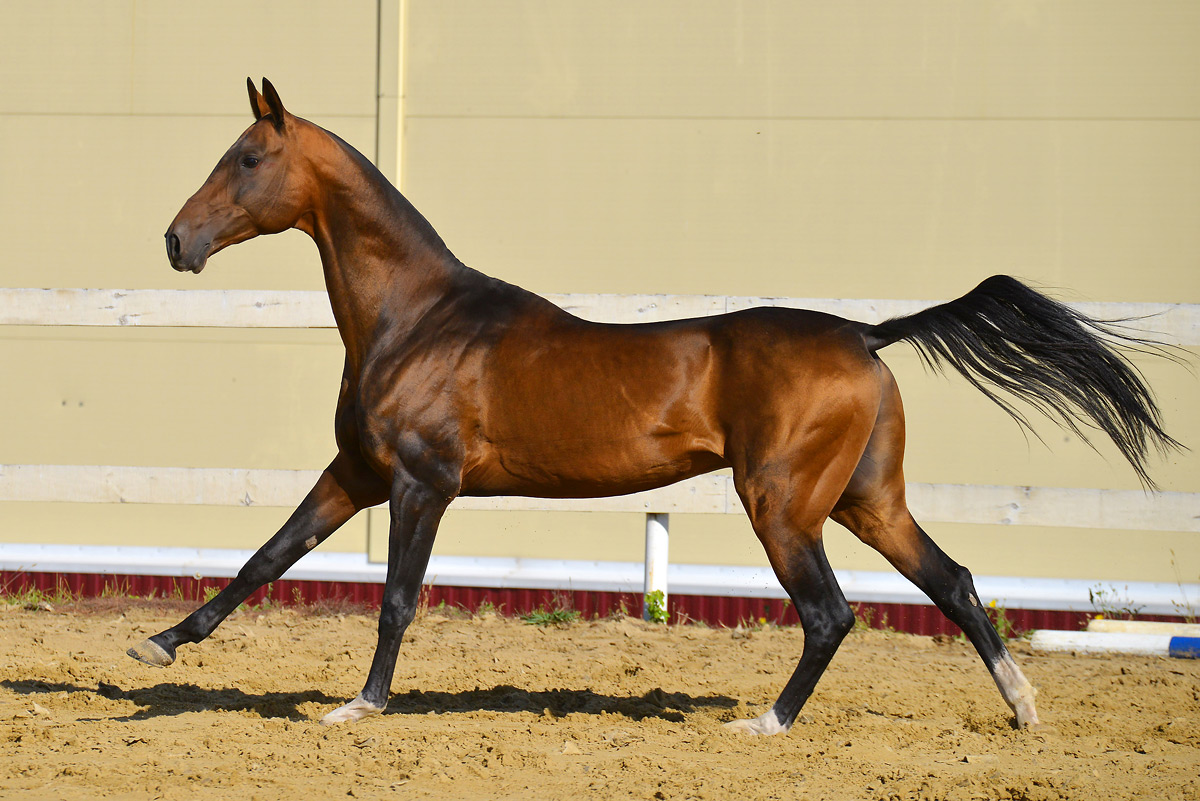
[127,452,388,667]
[320,474,449,725]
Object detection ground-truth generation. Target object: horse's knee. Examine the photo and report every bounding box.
[799,598,855,651]
[379,594,417,632]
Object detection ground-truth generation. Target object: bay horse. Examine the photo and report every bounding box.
[132,78,1178,733]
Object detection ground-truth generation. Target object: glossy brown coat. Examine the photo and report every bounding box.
[133,79,1177,734]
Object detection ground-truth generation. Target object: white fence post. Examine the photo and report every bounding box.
[643,512,669,621]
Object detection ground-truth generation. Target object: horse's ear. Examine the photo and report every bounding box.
[247,77,271,121]
[261,77,287,130]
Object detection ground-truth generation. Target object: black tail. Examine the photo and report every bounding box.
[863,275,1183,488]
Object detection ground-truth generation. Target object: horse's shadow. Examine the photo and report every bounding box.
[382,684,738,723]
[1,678,737,724]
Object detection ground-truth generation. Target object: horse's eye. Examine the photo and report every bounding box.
[241,156,261,169]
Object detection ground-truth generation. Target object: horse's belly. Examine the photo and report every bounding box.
[460,429,726,499]
[462,317,728,496]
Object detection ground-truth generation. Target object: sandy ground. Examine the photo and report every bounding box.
[1,600,1197,801]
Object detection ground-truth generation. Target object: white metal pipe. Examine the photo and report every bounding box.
[1031,630,1200,658]
[643,513,669,621]
[1086,619,1200,636]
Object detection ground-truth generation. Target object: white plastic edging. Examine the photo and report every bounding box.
[2,544,1196,616]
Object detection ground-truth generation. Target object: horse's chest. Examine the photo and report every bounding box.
[348,353,476,465]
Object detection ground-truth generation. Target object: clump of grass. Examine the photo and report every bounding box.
[1,577,79,610]
[2,586,59,610]
[522,595,580,627]
[99,578,133,599]
[732,617,763,634]
[985,599,1025,641]
[1088,584,1144,620]
[522,607,579,626]
[1169,550,1197,624]
[410,583,434,623]
[606,597,631,620]
[256,583,276,611]
[474,598,504,617]
[672,607,696,626]
[235,581,277,613]
[427,598,469,619]
[850,603,874,632]
[850,603,892,633]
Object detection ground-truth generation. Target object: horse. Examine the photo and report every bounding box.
[132,78,1178,733]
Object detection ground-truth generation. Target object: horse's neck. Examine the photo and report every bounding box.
[308,140,462,369]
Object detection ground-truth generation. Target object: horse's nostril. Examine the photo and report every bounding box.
[167,232,181,260]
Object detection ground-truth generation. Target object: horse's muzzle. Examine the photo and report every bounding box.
[165,229,207,274]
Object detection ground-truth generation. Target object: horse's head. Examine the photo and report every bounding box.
[165,78,315,273]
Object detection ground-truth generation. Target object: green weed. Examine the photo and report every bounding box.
[522,595,580,627]
[985,599,1024,641]
[644,589,669,624]
[1169,550,1197,624]
[475,598,504,617]
[850,603,892,633]
[607,597,631,620]
[1,578,78,609]
[1088,584,1144,620]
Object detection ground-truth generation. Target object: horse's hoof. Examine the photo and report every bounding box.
[1013,686,1039,729]
[1015,704,1041,729]
[319,694,384,726]
[126,638,176,667]
[723,709,789,736]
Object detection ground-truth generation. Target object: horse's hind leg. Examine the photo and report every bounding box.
[833,501,1039,727]
[723,516,856,736]
[127,452,387,667]
[831,367,1039,727]
[723,441,870,735]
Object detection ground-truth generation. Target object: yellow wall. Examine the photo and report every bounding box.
[1,2,1196,584]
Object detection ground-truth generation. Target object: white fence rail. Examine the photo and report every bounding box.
[1,464,1196,533]
[3,287,1199,344]
[3,287,1197,617]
